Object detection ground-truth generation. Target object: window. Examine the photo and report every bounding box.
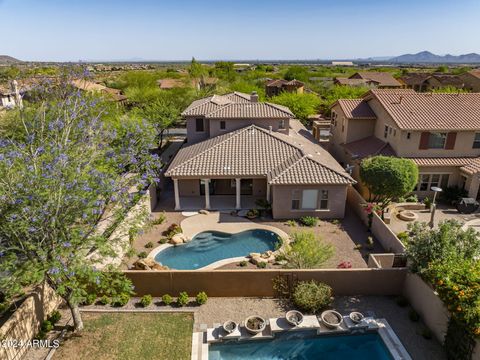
[473,133,480,149]
[428,132,447,149]
[384,125,389,139]
[301,190,318,210]
[417,174,450,191]
[195,118,204,132]
[220,121,226,130]
[279,119,286,129]
[389,127,393,135]
[407,132,411,140]
[320,190,328,209]
[291,190,301,210]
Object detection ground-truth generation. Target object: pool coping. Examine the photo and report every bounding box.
[148,212,290,270]
[193,315,412,360]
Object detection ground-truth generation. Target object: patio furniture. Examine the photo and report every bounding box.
[456,198,480,214]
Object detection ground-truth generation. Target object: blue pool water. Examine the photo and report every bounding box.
[209,331,393,360]
[154,229,280,270]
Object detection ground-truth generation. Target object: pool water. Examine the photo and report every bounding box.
[209,332,393,360]
[154,229,280,270]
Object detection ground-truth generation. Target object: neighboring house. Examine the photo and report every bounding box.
[265,79,304,97]
[330,89,480,199]
[459,69,480,92]
[165,91,355,219]
[423,74,465,91]
[71,79,127,103]
[157,77,218,90]
[157,78,186,89]
[0,80,25,109]
[335,72,403,89]
[398,73,431,91]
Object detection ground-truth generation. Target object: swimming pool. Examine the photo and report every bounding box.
[209,331,393,360]
[154,229,281,270]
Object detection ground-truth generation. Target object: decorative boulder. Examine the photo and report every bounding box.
[170,233,187,245]
[132,259,150,270]
[199,209,210,215]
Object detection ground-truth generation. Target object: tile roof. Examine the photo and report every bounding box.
[428,74,465,87]
[334,78,374,86]
[342,136,397,159]
[351,72,403,87]
[468,69,480,80]
[165,125,354,185]
[365,89,480,131]
[266,79,304,88]
[182,92,293,118]
[336,99,376,119]
[398,73,431,86]
[408,157,480,175]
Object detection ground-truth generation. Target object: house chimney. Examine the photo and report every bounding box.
[268,125,272,133]
[250,91,259,103]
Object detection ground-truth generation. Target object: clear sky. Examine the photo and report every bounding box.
[1,0,479,62]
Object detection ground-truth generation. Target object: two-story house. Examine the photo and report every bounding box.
[334,72,403,89]
[330,89,480,199]
[165,91,355,219]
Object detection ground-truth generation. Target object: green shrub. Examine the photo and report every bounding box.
[395,296,409,307]
[99,295,110,305]
[177,292,189,307]
[159,238,169,244]
[257,261,267,268]
[366,236,374,250]
[239,260,248,267]
[255,198,272,212]
[299,216,318,227]
[83,293,97,306]
[196,292,208,305]
[140,294,153,307]
[292,280,332,313]
[283,231,334,269]
[162,294,173,305]
[145,241,154,249]
[423,197,432,210]
[111,293,130,307]
[41,320,54,332]
[409,309,420,322]
[405,194,418,203]
[397,232,409,244]
[441,186,467,205]
[47,310,61,325]
[285,220,297,227]
[164,224,182,239]
[246,209,259,218]
[138,251,148,259]
[151,212,166,225]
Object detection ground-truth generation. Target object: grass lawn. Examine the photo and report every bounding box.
[54,312,193,360]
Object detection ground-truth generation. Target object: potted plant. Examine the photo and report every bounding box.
[244,315,267,334]
[246,209,259,219]
[349,312,364,324]
[320,310,343,329]
[223,320,238,334]
[285,310,304,326]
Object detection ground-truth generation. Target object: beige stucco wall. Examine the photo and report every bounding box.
[271,184,347,219]
[252,178,267,197]
[209,118,289,138]
[185,117,210,144]
[178,179,200,196]
[345,118,376,143]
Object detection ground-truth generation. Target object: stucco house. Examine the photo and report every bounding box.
[335,72,403,89]
[460,69,480,92]
[329,89,480,199]
[165,91,355,219]
[265,79,304,97]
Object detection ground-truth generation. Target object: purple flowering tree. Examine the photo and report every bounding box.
[0,72,161,331]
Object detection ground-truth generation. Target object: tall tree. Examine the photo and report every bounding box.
[139,99,180,146]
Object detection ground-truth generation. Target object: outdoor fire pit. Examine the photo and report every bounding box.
[398,210,418,222]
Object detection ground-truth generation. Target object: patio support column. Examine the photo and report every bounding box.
[236,178,241,210]
[468,175,480,198]
[173,178,180,211]
[203,179,210,210]
[266,183,271,202]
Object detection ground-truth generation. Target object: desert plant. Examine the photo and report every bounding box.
[177,292,189,307]
[99,295,110,305]
[397,232,409,244]
[158,238,168,244]
[292,280,332,313]
[140,294,153,307]
[138,251,148,259]
[272,275,290,299]
[164,224,182,239]
[283,231,334,269]
[441,186,467,205]
[41,320,54,333]
[366,236,374,250]
[111,293,130,307]
[405,194,419,203]
[239,260,248,267]
[331,219,341,225]
[423,196,432,210]
[145,241,154,249]
[196,291,208,305]
[246,209,259,218]
[285,220,297,227]
[47,310,62,325]
[83,293,97,306]
[353,244,363,250]
[255,198,272,213]
[162,294,173,305]
[257,261,267,268]
[299,216,318,227]
[151,212,166,225]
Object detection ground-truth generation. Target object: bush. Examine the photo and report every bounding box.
[246,209,259,218]
[405,194,419,203]
[99,295,110,305]
[41,320,54,332]
[292,280,332,313]
[162,294,173,305]
[48,310,61,325]
[366,236,374,250]
[409,309,420,322]
[285,220,297,227]
[299,216,318,227]
[239,260,248,267]
[83,293,97,306]
[441,186,467,205]
[397,232,409,244]
[151,212,166,225]
[159,238,169,244]
[196,291,208,305]
[283,231,334,269]
[164,224,182,239]
[423,197,432,210]
[138,251,148,259]
[255,198,271,212]
[177,292,189,307]
[145,241,154,249]
[257,261,267,268]
[140,294,153,307]
[111,293,130,307]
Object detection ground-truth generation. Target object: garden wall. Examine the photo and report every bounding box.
[346,187,405,253]
[125,268,407,297]
[0,284,61,360]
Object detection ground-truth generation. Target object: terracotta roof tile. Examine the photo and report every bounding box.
[342,136,397,159]
[409,157,480,175]
[336,99,376,119]
[351,72,403,87]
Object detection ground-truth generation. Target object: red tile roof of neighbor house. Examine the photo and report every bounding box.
[409,157,480,175]
[182,92,294,119]
[334,78,376,86]
[468,69,480,79]
[335,99,377,119]
[165,124,354,185]
[342,136,397,159]
[364,89,480,131]
[398,73,431,86]
[350,72,403,87]
[266,79,304,88]
[428,74,465,87]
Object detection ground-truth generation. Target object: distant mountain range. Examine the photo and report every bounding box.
[389,51,480,64]
[0,55,22,64]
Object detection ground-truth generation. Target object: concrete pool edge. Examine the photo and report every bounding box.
[193,316,413,360]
